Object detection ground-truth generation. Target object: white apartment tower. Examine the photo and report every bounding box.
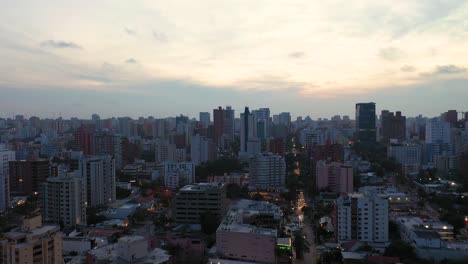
[78,155,116,206]
[337,193,389,243]
[426,118,451,144]
[250,152,286,191]
[0,145,15,211]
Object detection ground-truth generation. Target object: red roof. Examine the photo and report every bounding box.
[367,256,400,264]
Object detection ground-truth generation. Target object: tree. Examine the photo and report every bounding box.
[116,186,132,199]
[385,240,416,260]
[200,211,219,234]
[293,231,308,259]
[226,183,243,199]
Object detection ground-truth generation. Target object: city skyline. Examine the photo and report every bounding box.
[2,1,468,118]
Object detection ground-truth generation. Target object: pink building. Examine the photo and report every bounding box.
[216,200,280,264]
[316,160,353,193]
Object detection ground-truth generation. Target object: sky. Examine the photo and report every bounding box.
[1,0,468,119]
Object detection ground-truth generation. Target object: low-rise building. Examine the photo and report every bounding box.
[216,200,281,264]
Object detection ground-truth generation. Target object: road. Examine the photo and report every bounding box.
[295,212,317,264]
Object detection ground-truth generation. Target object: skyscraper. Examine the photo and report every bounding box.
[316,160,353,194]
[356,102,376,142]
[213,107,225,147]
[240,107,259,156]
[381,110,406,143]
[426,118,451,144]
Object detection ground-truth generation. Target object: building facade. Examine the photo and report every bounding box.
[0,215,63,264]
[9,159,49,196]
[356,103,376,142]
[173,182,227,225]
[42,172,87,227]
[316,160,353,194]
[381,110,406,143]
[0,145,15,211]
[78,155,116,206]
[249,152,286,191]
[337,193,389,243]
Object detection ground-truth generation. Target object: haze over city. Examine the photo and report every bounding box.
[2,1,468,118]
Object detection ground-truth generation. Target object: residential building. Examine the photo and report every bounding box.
[160,161,195,189]
[42,172,86,227]
[0,145,15,211]
[356,103,376,142]
[316,160,353,193]
[199,112,211,128]
[0,215,63,264]
[387,143,421,176]
[216,200,281,264]
[337,193,389,243]
[249,152,286,191]
[77,155,116,206]
[173,182,228,225]
[154,140,176,163]
[381,110,406,143]
[9,159,49,196]
[190,134,216,165]
[426,118,451,144]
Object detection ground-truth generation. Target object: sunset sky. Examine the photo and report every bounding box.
[1,0,468,119]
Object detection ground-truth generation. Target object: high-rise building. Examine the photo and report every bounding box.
[387,143,421,176]
[154,140,176,163]
[223,106,235,145]
[74,125,94,155]
[213,107,225,147]
[268,138,285,156]
[42,172,86,227]
[0,145,15,211]
[190,134,216,165]
[426,118,451,144]
[316,160,353,193]
[0,215,63,264]
[443,110,458,125]
[337,193,389,243]
[278,112,291,128]
[356,103,376,142]
[173,182,228,225]
[249,152,286,191]
[9,159,50,196]
[253,108,271,139]
[240,107,259,156]
[92,131,123,169]
[199,112,210,128]
[160,161,195,189]
[381,110,406,143]
[77,155,116,206]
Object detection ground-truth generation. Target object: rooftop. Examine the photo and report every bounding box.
[180,182,224,191]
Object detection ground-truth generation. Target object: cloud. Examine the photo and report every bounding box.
[378,47,405,61]
[124,27,137,35]
[152,30,167,42]
[401,65,417,72]
[125,58,138,64]
[288,52,305,58]
[421,65,467,77]
[433,65,466,74]
[40,40,81,49]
